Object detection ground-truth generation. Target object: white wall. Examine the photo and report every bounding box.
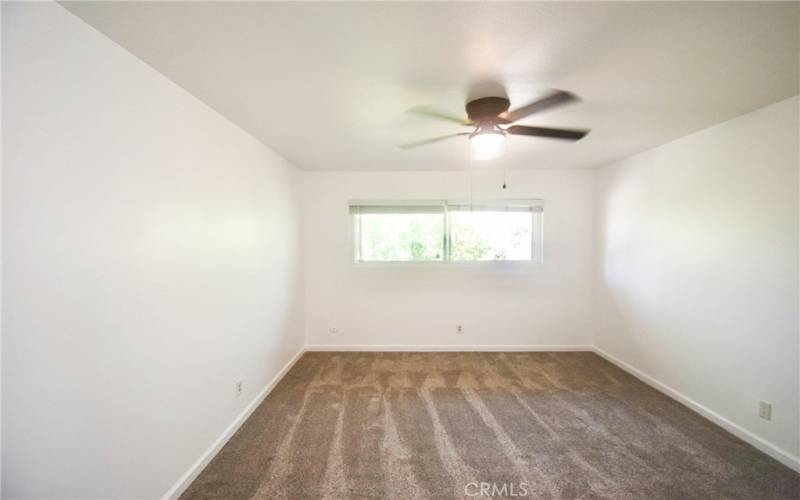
[594,96,799,465]
[0,2,4,495]
[4,1,797,496]
[2,3,304,498]
[303,169,595,349]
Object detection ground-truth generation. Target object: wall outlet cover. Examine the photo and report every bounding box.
[758,401,772,420]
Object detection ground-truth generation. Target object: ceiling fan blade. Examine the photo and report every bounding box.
[506,125,589,141]
[407,106,473,125]
[505,90,578,123]
[398,132,470,150]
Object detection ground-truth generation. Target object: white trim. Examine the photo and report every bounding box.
[304,344,593,352]
[162,347,306,500]
[592,347,800,473]
[161,343,799,500]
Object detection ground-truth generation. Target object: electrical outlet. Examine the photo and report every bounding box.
[330,327,339,334]
[457,325,463,334]
[759,401,772,420]
[236,380,243,398]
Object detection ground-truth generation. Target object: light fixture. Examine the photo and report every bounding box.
[469,124,506,160]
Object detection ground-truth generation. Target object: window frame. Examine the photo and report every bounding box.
[349,199,544,265]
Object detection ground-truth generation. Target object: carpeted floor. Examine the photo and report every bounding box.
[181,352,799,499]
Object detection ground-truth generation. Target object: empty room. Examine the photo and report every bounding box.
[2,1,799,499]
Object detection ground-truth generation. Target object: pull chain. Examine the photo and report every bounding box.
[469,165,474,210]
[468,146,474,210]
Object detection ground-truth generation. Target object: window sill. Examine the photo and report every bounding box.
[352,260,544,268]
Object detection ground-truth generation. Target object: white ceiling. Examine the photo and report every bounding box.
[62,1,799,171]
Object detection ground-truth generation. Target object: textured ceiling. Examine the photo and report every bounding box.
[63,1,799,171]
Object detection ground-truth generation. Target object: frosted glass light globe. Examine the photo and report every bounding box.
[470,131,506,160]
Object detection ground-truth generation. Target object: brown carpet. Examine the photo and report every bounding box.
[181,352,799,499]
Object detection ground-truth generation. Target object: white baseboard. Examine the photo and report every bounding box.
[161,343,798,500]
[162,347,306,499]
[592,347,800,473]
[304,344,593,352]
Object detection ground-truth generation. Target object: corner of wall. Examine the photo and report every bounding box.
[298,170,310,351]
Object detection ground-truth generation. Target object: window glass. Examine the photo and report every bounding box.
[351,201,542,263]
[449,209,533,261]
[353,207,444,262]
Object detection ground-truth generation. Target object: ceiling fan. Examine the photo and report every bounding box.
[400,89,589,160]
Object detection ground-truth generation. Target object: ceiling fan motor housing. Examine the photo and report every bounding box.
[465,97,511,122]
